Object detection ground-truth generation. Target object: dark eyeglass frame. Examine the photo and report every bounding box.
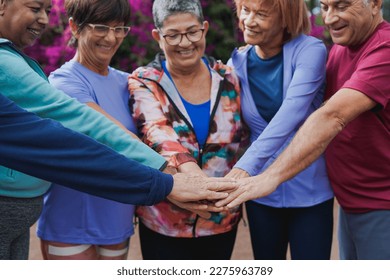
[86,23,131,38]
[158,28,205,46]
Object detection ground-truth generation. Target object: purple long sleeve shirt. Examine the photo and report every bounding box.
[230,35,333,207]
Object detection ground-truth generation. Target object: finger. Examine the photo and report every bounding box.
[205,191,229,201]
[182,202,209,210]
[193,210,212,219]
[206,180,238,192]
[204,205,226,212]
[171,201,211,218]
[174,202,211,218]
[214,189,241,207]
[227,195,247,209]
[207,177,237,182]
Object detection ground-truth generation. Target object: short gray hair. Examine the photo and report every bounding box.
[152,0,204,29]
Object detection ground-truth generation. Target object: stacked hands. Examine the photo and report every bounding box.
[166,168,279,219]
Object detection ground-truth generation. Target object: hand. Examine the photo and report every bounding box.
[225,168,250,179]
[168,198,215,219]
[168,173,238,202]
[215,173,279,209]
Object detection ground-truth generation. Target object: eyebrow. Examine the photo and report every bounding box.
[163,24,201,33]
[27,0,52,8]
[320,0,351,4]
[29,0,44,5]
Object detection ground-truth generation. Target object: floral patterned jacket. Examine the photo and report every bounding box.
[128,53,249,237]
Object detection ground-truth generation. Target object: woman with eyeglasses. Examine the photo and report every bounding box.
[36,0,138,260]
[128,0,248,260]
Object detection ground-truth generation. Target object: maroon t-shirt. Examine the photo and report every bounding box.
[325,21,390,213]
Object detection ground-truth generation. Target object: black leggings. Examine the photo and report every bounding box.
[0,195,43,260]
[246,198,334,260]
[138,221,238,260]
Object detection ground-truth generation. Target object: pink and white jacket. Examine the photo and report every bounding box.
[128,54,249,237]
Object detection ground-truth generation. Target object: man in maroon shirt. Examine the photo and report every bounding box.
[217,0,390,260]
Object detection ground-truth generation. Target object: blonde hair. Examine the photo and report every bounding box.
[234,0,311,41]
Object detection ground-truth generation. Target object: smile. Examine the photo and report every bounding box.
[245,28,259,36]
[27,28,40,37]
[329,25,347,37]
[177,49,195,55]
[97,44,113,50]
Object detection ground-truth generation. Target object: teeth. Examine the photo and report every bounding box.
[98,45,111,50]
[29,29,40,36]
[245,30,257,36]
[179,50,193,55]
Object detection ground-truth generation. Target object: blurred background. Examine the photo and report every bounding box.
[26,0,390,75]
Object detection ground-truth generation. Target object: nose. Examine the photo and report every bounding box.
[102,27,117,42]
[243,12,256,27]
[178,34,192,47]
[322,8,338,26]
[37,10,50,25]
[103,28,118,41]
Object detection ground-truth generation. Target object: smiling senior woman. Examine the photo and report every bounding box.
[36,0,144,260]
[128,0,248,260]
[224,0,334,260]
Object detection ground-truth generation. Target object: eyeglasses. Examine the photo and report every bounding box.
[86,24,131,38]
[158,28,205,46]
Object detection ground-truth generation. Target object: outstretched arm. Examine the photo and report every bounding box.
[0,93,172,205]
[216,88,377,208]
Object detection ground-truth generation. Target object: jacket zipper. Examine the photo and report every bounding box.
[191,80,224,237]
[152,77,226,237]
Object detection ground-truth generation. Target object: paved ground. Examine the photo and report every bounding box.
[29,203,339,260]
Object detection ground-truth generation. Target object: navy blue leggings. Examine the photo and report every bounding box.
[246,198,334,260]
[138,221,238,260]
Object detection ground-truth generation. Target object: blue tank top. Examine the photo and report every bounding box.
[247,47,283,122]
[162,60,211,147]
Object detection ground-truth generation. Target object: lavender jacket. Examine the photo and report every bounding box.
[229,34,333,207]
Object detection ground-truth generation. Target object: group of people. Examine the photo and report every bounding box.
[0,0,388,261]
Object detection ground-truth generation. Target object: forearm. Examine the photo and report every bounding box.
[0,50,165,169]
[7,79,165,169]
[260,105,342,187]
[86,102,140,140]
[216,88,378,208]
[262,88,377,186]
[215,107,342,208]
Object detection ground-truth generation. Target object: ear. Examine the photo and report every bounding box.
[371,0,383,16]
[152,28,164,49]
[0,0,7,16]
[68,17,80,38]
[152,28,161,42]
[202,21,209,36]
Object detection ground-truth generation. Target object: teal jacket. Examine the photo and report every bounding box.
[0,38,166,198]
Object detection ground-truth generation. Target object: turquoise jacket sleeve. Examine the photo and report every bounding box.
[0,42,166,170]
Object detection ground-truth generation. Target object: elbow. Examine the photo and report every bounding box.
[320,105,347,134]
[334,116,347,134]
